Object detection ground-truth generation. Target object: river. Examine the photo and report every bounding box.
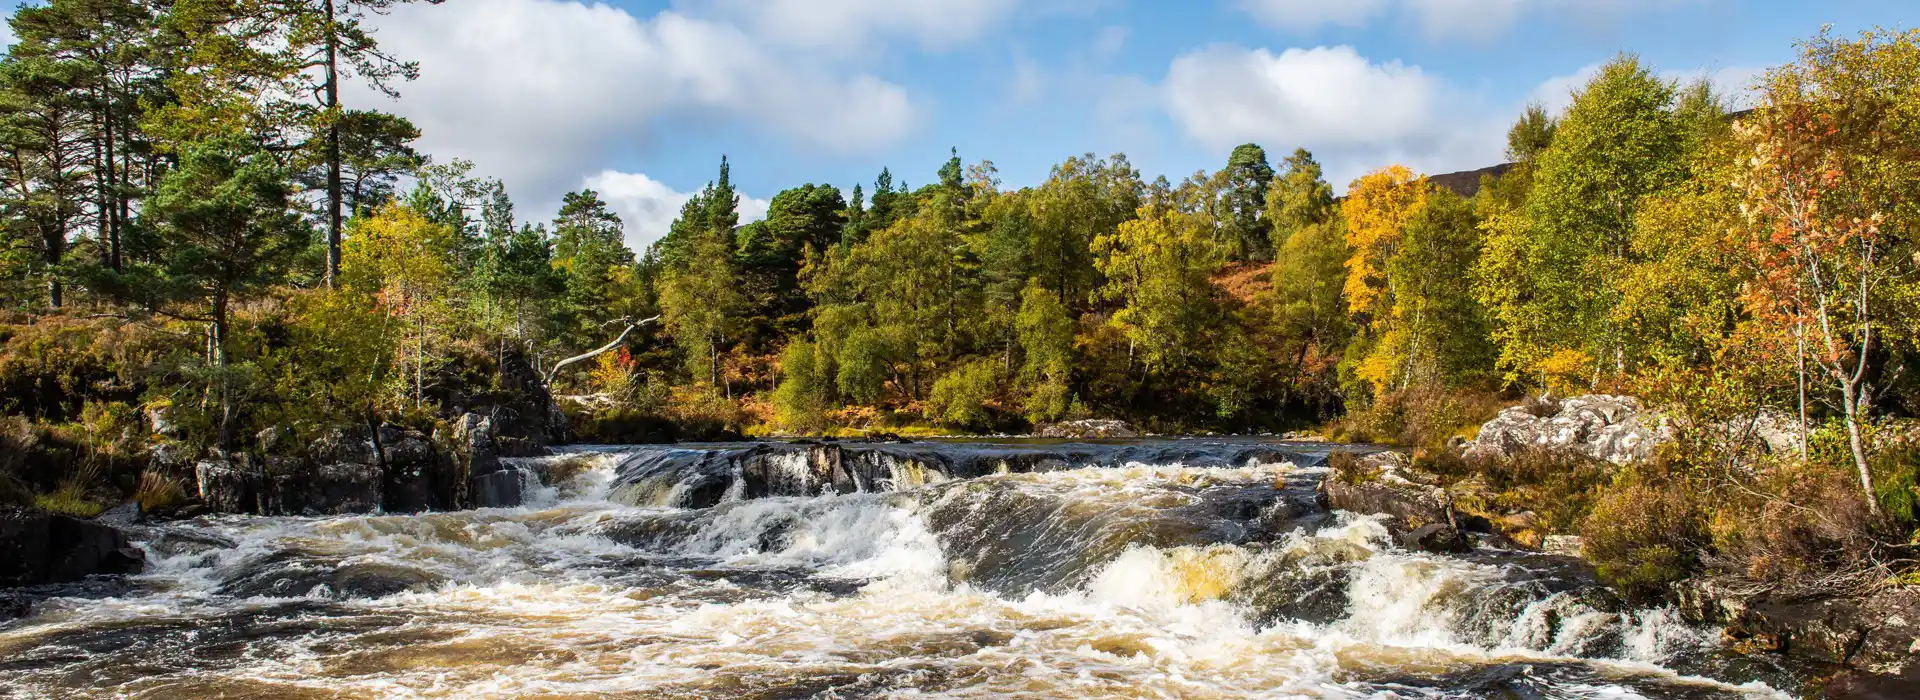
[0,439,1798,698]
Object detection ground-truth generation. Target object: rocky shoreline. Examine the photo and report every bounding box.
[1318,395,1920,699]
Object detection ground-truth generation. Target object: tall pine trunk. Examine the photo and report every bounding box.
[322,0,344,287]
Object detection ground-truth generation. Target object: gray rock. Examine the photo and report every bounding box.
[1542,535,1585,557]
[1703,408,1807,457]
[94,502,143,527]
[1465,395,1666,466]
[1036,419,1140,439]
[145,404,175,437]
[1401,523,1472,553]
[195,456,262,514]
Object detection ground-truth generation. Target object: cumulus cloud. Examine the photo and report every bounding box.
[355,0,916,216]
[689,0,1021,51]
[1166,45,1439,150]
[1531,62,1768,115]
[1163,44,1506,186]
[584,170,770,254]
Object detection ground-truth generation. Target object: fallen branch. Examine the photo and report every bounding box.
[544,315,659,386]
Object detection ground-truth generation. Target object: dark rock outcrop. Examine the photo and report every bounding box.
[1683,581,1920,688]
[0,507,144,587]
[1401,523,1473,553]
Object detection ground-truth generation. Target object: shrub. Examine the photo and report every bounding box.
[1581,477,1709,599]
[927,359,999,431]
[1706,458,1885,594]
[772,340,833,434]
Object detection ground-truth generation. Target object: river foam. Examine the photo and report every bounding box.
[0,443,1792,699]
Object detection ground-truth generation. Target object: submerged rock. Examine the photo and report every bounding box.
[1465,395,1666,466]
[0,507,144,588]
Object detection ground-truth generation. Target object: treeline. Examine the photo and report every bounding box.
[1,0,1917,490]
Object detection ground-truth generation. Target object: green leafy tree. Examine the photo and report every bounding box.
[1015,281,1073,422]
[1265,148,1335,252]
[0,49,92,307]
[1478,55,1692,386]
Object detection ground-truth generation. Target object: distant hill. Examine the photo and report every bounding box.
[1426,162,1514,198]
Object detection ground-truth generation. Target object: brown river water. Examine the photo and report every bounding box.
[0,440,1799,698]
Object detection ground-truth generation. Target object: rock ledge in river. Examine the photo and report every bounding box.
[1035,419,1139,439]
[0,506,144,588]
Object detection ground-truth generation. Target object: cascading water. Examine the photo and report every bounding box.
[0,439,1797,698]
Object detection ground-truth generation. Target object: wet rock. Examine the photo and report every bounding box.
[256,427,384,516]
[1824,666,1920,699]
[378,425,440,513]
[94,502,143,527]
[1686,581,1920,676]
[195,456,262,514]
[217,551,442,599]
[0,507,145,587]
[470,468,526,508]
[1035,419,1139,439]
[1321,452,1454,532]
[448,413,524,508]
[1402,523,1473,553]
[1465,395,1665,466]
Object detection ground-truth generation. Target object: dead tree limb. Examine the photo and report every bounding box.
[544,315,659,386]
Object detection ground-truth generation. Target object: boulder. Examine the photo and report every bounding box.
[1322,451,1455,532]
[377,425,440,513]
[195,455,262,514]
[1465,395,1666,466]
[1036,419,1140,439]
[448,412,525,508]
[0,507,144,587]
[1401,523,1472,553]
[1703,408,1807,457]
[1825,667,1920,699]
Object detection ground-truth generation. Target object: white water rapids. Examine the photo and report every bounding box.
[0,445,1794,698]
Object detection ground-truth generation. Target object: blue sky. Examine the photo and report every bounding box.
[4,0,1913,252]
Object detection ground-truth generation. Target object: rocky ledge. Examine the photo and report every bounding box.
[0,507,143,588]
[1319,451,1500,553]
[1034,419,1140,439]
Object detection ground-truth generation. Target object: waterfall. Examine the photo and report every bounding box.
[0,439,1794,699]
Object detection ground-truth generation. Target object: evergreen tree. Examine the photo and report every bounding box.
[1217,143,1275,261]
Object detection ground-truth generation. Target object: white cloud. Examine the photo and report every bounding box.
[356,0,916,218]
[0,19,14,52]
[1531,62,1767,115]
[585,170,770,254]
[1238,0,1690,41]
[1236,0,1390,33]
[1166,45,1441,151]
[1403,0,1526,41]
[690,0,1021,51]
[1165,45,1508,189]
